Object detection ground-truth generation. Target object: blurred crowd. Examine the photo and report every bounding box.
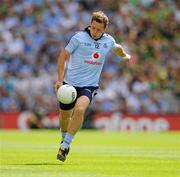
[0,0,180,115]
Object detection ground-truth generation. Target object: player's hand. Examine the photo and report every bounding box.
[122,53,131,60]
[54,81,63,92]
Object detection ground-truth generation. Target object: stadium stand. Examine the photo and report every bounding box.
[0,0,179,116]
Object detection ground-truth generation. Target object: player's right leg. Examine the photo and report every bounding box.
[57,86,98,162]
[57,101,75,162]
[58,96,90,162]
[59,108,73,141]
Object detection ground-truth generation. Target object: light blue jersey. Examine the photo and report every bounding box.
[64,27,117,87]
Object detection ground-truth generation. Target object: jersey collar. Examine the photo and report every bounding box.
[84,26,104,41]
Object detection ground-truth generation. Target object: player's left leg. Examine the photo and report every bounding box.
[67,95,90,135]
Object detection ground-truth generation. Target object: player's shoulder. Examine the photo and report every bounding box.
[103,33,115,42]
[73,30,87,38]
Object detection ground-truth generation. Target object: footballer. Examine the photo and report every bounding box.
[54,11,131,162]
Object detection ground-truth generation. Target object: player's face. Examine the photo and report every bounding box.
[90,20,106,39]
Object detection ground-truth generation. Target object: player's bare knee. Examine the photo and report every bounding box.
[75,106,86,114]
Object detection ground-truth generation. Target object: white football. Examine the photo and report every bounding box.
[57,84,77,104]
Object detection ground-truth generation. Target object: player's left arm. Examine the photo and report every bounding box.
[112,44,131,60]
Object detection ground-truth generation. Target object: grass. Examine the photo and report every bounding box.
[0,130,180,177]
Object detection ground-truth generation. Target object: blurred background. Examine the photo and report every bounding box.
[0,0,180,131]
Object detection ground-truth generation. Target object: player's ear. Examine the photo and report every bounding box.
[103,23,108,30]
[104,25,107,31]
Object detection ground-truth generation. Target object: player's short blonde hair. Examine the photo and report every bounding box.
[91,11,109,28]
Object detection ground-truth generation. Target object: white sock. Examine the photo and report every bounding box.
[61,133,74,149]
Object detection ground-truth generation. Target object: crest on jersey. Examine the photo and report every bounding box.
[92,52,101,60]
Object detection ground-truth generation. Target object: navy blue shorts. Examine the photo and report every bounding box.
[59,82,98,110]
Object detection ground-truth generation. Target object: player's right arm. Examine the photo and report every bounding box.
[54,33,79,91]
[54,48,70,91]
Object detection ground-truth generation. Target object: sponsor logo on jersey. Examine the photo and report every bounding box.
[84,52,102,65]
[84,60,102,65]
[92,52,101,60]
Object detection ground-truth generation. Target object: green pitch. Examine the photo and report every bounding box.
[0,130,180,177]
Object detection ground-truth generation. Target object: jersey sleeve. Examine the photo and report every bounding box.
[65,34,79,53]
[110,37,118,50]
